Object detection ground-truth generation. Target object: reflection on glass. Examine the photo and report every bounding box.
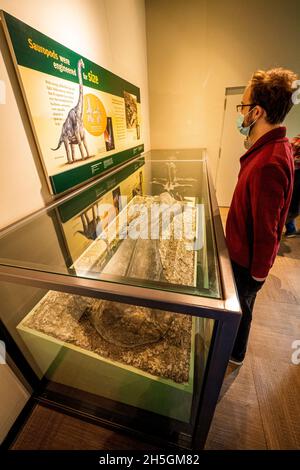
[0,151,220,298]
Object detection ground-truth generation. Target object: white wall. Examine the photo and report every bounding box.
[146,0,300,179]
[0,0,150,229]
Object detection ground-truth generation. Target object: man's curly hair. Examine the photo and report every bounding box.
[249,68,298,124]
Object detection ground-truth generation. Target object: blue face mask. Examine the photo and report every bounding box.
[236,108,257,136]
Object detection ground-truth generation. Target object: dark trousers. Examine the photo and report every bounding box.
[231,261,265,361]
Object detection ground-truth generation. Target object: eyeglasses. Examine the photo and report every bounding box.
[236,103,256,112]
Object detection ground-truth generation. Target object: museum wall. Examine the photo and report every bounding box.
[146,0,300,179]
[0,0,150,230]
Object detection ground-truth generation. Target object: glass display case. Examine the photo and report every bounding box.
[0,150,241,449]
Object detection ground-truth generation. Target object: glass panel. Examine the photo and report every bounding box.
[0,280,214,434]
[0,151,221,299]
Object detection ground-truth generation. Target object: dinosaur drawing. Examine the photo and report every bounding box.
[76,204,101,241]
[51,59,90,163]
[151,161,196,200]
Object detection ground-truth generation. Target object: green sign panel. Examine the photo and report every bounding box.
[1,11,144,194]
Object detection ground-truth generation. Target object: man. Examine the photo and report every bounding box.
[226,68,297,365]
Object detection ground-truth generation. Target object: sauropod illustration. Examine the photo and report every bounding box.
[51,59,90,163]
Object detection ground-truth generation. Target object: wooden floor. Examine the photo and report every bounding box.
[11,209,300,450]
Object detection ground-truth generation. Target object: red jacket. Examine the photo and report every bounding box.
[226,126,294,278]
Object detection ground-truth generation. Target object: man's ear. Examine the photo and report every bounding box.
[256,105,266,120]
